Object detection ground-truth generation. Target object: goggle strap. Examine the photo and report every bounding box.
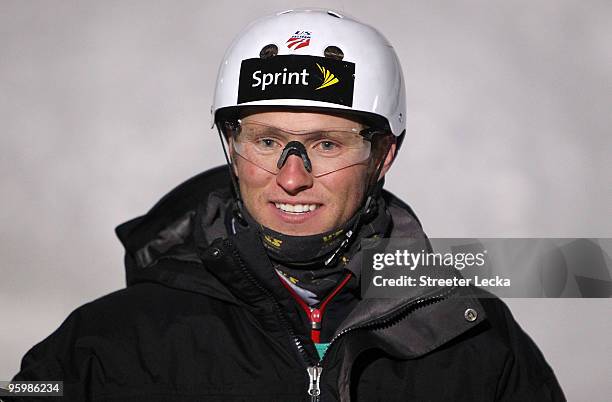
[359,127,385,142]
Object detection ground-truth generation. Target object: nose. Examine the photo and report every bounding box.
[276,154,313,195]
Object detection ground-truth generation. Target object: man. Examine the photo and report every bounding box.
[13,9,564,401]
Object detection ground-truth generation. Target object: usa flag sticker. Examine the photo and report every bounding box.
[286,31,311,50]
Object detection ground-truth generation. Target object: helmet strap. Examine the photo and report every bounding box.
[216,125,248,226]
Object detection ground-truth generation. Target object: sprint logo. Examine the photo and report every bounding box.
[250,63,339,92]
[315,63,339,90]
[238,55,355,107]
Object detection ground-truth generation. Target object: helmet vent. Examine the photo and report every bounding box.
[327,10,343,18]
[259,44,278,59]
[324,46,344,61]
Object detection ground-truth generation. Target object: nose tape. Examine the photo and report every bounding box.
[276,141,313,173]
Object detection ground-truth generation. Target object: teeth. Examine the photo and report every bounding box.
[274,203,318,213]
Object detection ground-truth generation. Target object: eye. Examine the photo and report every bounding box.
[255,137,281,150]
[315,140,340,152]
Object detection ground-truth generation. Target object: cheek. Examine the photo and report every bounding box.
[319,167,368,216]
[236,160,270,202]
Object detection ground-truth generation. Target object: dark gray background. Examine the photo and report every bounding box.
[1,1,611,399]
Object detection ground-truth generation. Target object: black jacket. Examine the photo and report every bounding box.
[12,166,565,401]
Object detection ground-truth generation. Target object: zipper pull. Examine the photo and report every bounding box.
[307,366,322,402]
[310,307,322,330]
[310,307,322,343]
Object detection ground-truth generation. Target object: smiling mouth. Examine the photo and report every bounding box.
[274,203,319,214]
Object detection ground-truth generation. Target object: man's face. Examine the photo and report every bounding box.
[231,111,387,236]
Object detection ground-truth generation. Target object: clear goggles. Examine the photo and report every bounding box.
[223,120,382,177]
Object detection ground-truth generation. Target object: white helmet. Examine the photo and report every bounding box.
[211,8,406,136]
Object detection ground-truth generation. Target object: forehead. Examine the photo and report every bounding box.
[240,111,363,131]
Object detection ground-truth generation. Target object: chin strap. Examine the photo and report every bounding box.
[217,124,248,226]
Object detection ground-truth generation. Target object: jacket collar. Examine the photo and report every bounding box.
[115,166,486,362]
[115,166,240,305]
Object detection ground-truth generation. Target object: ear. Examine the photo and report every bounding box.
[378,141,397,180]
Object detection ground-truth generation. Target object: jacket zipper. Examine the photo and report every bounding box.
[225,239,456,402]
[226,241,327,399]
[279,272,352,401]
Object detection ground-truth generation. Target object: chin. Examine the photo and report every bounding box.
[267,221,329,237]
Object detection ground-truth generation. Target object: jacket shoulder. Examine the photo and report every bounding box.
[12,283,214,382]
[473,290,566,401]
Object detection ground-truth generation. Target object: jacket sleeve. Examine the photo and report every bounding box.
[480,297,566,401]
[10,310,89,402]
